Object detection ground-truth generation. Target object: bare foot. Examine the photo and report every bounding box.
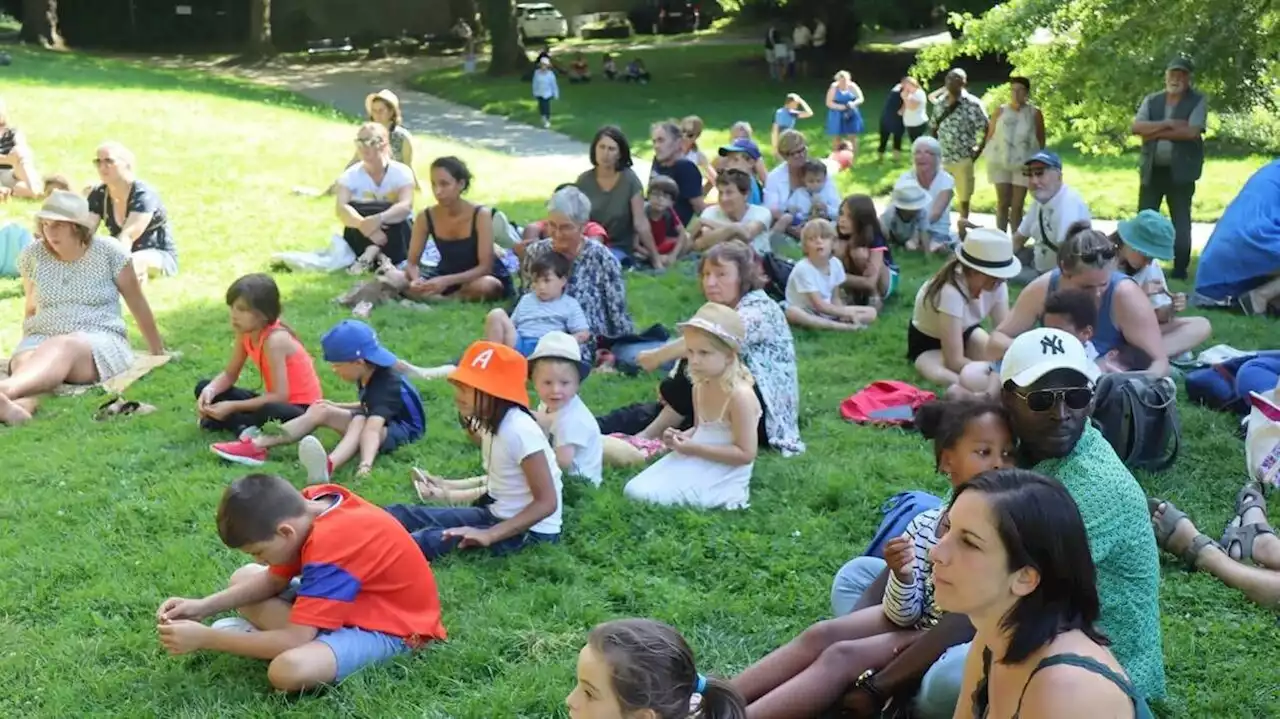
[411,468,445,502]
[0,392,33,425]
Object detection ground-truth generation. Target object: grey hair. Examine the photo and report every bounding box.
[97,141,136,170]
[547,185,592,226]
[650,120,681,142]
[911,136,943,170]
[731,120,753,136]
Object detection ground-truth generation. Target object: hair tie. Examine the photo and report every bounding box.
[695,673,708,694]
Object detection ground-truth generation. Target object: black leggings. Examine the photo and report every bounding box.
[879,122,905,154]
[194,380,309,434]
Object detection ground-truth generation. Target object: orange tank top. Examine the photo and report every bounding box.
[241,321,323,406]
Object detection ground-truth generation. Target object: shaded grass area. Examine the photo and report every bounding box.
[0,45,1278,718]
[413,44,1270,222]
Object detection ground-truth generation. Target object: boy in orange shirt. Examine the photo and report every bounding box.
[155,474,446,691]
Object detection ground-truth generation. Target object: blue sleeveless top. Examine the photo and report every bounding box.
[1046,269,1132,356]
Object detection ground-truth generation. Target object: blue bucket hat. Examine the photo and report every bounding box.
[1116,209,1175,261]
[321,319,398,368]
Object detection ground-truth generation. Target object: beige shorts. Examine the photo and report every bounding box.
[945,159,976,202]
[986,164,1029,188]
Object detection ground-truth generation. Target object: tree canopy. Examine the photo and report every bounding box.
[914,0,1280,152]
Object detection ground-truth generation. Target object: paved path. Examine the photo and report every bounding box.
[237,58,1217,244]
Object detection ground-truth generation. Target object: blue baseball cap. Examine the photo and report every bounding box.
[718,138,761,161]
[1023,150,1062,170]
[321,320,398,368]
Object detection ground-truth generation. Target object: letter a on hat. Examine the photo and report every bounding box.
[471,348,495,370]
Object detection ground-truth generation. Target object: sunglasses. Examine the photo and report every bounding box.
[1014,387,1093,413]
[92,158,117,167]
[1078,247,1117,265]
[355,137,386,148]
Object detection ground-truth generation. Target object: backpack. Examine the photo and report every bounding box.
[840,381,936,427]
[1090,372,1180,472]
[760,253,794,303]
[0,223,33,278]
[863,491,943,559]
[1186,351,1280,415]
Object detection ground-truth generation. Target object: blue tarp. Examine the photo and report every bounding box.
[1195,159,1280,301]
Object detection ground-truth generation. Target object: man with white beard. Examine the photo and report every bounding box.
[1010,150,1091,284]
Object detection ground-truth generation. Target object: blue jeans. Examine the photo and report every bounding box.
[829,556,968,719]
[383,504,558,560]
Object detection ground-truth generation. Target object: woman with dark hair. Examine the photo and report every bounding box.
[576,125,660,263]
[983,77,1045,234]
[835,194,897,308]
[333,123,415,273]
[939,469,1152,718]
[405,156,510,301]
[988,221,1169,377]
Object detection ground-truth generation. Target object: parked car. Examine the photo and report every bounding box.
[516,3,570,42]
[629,0,701,35]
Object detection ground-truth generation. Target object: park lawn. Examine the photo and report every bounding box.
[1,46,1278,718]
[413,43,1271,223]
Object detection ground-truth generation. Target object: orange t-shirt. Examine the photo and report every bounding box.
[242,322,323,406]
[268,485,446,647]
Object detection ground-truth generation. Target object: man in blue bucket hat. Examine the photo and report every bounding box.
[1115,209,1212,359]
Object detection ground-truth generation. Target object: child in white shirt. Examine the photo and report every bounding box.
[1115,209,1212,358]
[528,332,603,486]
[784,160,833,228]
[783,219,877,331]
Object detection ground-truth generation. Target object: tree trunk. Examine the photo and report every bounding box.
[20,0,63,48]
[246,0,275,58]
[478,0,525,76]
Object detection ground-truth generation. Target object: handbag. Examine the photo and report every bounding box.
[1246,391,1280,489]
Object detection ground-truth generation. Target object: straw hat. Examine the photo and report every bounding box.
[528,331,582,365]
[35,190,95,229]
[955,228,1022,280]
[890,180,930,211]
[677,302,745,351]
[364,89,401,120]
[448,341,530,408]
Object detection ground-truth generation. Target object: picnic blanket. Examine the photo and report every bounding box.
[0,351,171,397]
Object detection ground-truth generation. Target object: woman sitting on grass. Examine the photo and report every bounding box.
[334,123,415,273]
[404,156,511,301]
[908,228,1019,390]
[784,218,877,331]
[900,136,956,253]
[0,191,165,425]
[945,470,1152,719]
[87,141,180,282]
[0,97,42,200]
[731,399,1014,718]
[835,194,898,311]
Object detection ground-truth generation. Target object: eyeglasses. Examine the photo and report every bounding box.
[783,147,808,158]
[1077,246,1117,265]
[92,158,117,167]
[1014,387,1093,413]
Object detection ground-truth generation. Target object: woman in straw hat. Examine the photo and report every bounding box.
[907,227,1020,393]
[623,302,761,510]
[0,191,164,425]
[307,89,419,197]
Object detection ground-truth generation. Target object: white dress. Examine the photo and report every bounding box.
[623,385,757,510]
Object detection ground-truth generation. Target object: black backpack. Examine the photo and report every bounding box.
[1091,372,1181,472]
[760,253,794,303]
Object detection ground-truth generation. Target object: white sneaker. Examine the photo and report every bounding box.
[412,364,456,381]
[210,617,257,633]
[298,435,331,485]
[542,118,551,128]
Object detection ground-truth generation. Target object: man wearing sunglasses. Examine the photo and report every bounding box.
[1010,151,1090,284]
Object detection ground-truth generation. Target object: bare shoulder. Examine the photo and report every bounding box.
[730,382,762,414]
[264,328,296,353]
[1019,660,1134,718]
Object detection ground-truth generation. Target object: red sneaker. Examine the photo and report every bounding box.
[211,438,268,466]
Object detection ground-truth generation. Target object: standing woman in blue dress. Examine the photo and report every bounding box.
[824,71,866,166]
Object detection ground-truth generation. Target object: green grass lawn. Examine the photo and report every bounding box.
[414,44,1270,223]
[2,46,1278,718]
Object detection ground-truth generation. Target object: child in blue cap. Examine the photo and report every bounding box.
[211,320,425,480]
[1114,209,1212,359]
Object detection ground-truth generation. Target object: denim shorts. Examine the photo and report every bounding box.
[380,420,420,454]
[279,578,409,681]
[514,335,541,357]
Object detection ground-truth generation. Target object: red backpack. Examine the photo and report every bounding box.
[840,381,936,426]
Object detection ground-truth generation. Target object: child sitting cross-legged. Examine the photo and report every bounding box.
[154,473,446,691]
[773,160,833,240]
[388,341,563,560]
[640,175,687,269]
[1114,209,1212,358]
[784,218,878,331]
[196,273,323,436]
[836,194,899,311]
[731,400,1015,717]
[483,250,588,358]
[211,320,425,481]
[624,303,761,510]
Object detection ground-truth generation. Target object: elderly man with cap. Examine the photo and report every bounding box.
[827,328,1167,717]
[1010,149,1091,284]
[1130,56,1207,280]
[929,68,989,232]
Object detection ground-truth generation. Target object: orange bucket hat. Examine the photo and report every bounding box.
[448,341,530,408]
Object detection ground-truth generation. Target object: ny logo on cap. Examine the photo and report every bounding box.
[471,348,495,370]
[1041,335,1065,355]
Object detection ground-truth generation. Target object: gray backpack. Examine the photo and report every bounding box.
[1091,372,1181,472]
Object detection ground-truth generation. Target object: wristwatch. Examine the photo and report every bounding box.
[854,669,887,706]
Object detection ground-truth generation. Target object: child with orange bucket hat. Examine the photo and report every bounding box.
[385,341,563,560]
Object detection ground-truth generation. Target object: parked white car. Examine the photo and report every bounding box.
[516,3,569,42]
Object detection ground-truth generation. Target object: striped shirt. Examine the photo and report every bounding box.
[882,507,944,629]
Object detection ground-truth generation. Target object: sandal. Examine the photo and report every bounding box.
[1220,522,1276,564]
[1149,498,1218,571]
[1234,482,1268,519]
